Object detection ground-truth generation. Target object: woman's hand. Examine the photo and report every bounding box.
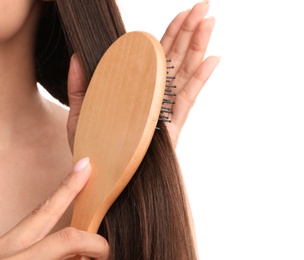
[160,0,220,148]
[66,1,219,151]
[0,158,109,260]
[66,54,87,152]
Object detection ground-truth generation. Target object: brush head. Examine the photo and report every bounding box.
[71,31,167,233]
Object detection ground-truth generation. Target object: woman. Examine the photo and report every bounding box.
[0,0,219,258]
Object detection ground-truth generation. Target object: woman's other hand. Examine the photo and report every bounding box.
[66,1,220,151]
[0,158,109,260]
[160,1,220,148]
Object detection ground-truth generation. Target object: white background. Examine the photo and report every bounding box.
[117,0,304,259]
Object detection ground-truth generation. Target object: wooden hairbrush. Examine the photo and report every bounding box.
[70,31,167,259]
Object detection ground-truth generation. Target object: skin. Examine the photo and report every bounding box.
[0,0,219,258]
[0,0,73,235]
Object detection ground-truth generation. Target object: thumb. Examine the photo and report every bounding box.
[67,54,88,152]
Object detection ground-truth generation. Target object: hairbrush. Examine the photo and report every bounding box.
[69,31,174,259]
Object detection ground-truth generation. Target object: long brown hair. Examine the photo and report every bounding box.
[36,1,197,259]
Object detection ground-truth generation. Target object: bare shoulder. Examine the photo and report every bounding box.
[0,95,73,236]
[40,96,73,177]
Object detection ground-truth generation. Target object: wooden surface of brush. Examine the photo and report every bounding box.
[70,31,166,250]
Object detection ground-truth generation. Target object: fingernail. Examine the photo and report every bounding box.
[70,53,76,65]
[73,157,90,172]
[70,53,80,67]
[71,52,79,60]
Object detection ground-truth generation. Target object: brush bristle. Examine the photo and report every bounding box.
[156,59,175,129]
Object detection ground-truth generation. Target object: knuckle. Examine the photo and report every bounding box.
[61,175,78,196]
[190,38,205,53]
[30,198,62,223]
[31,198,52,216]
[57,227,83,247]
[193,69,207,86]
[53,228,109,258]
[179,66,192,81]
[179,88,194,107]
[61,176,72,189]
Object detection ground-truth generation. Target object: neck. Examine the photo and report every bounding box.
[0,35,40,114]
[0,3,47,141]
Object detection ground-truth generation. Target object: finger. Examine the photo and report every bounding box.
[173,56,220,123]
[67,54,87,151]
[0,158,92,257]
[160,10,190,55]
[174,17,215,93]
[164,1,210,73]
[162,17,215,109]
[167,56,220,147]
[7,228,110,260]
[163,16,215,103]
